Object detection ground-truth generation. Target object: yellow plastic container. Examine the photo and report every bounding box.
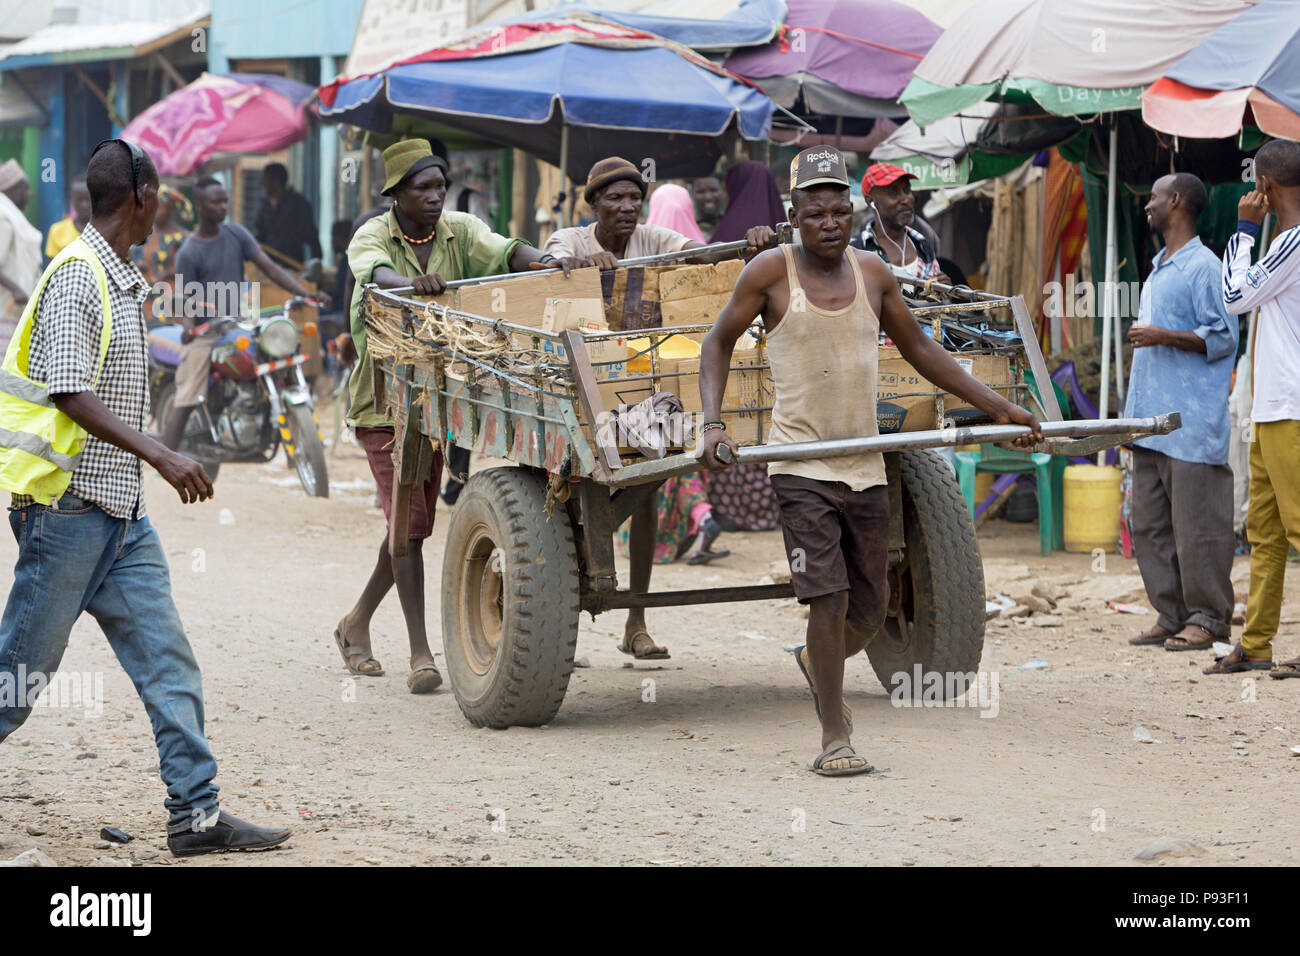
[1063,464,1122,553]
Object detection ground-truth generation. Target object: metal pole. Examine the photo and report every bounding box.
[1097,121,1119,465]
[557,123,569,230]
[383,238,760,295]
[605,414,1181,487]
[1049,248,1062,354]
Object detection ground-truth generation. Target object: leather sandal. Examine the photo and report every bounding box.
[1203,642,1272,675]
[1269,658,1300,680]
[334,620,383,676]
[1129,623,1173,646]
[407,662,443,694]
[1164,624,1217,652]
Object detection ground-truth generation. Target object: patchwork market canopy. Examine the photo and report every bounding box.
[1142,0,1300,141]
[493,0,787,51]
[318,14,776,181]
[122,73,316,176]
[871,101,1079,187]
[724,0,943,118]
[901,0,1259,128]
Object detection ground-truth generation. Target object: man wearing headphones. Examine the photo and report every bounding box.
[852,163,948,283]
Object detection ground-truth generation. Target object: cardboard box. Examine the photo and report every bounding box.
[432,266,604,327]
[604,261,744,331]
[656,260,744,301]
[541,297,606,333]
[720,351,775,445]
[597,357,702,414]
[603,265,672,331]
[875,347,1013,433]
[659,293,731,329]
[593,356,701,454]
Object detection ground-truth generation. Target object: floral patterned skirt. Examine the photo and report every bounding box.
[616,474,710,564]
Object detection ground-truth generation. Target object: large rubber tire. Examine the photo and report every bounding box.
[285,403,329,498]
[441,467,580,728]
[152,383,221,484]
[867,449,985,699]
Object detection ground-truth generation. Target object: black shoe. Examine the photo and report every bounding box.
[441,479,464,507]
[167,811,291,857]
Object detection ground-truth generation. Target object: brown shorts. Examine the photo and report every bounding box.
[769,474,890,630]
[357,426,444,540]
[173,336,216,408]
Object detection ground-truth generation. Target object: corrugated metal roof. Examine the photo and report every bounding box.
[0,1,210,69]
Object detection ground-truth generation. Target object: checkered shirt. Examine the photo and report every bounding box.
[10,224,151,518]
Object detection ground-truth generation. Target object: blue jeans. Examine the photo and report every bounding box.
[0,496,219,832]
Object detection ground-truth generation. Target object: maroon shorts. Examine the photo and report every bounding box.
[357,426,444,540]
[769,474,890,631]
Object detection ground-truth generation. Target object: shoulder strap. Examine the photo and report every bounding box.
[780,244,801,296]
[4,237,112,381]
[845,248,867,301]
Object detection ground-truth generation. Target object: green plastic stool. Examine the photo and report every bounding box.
[955,445,1067,555]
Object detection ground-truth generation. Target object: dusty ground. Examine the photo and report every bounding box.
[2,415,1298,867]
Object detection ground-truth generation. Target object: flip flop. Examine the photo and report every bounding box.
[1203,643,1272,675]
[1269,660,1300,680]
[407,662,443,694]
[812,743,874,777]
[334,621,383,677]
[794,644,852,736]
[618,629,670,661]
[686,548,731,566]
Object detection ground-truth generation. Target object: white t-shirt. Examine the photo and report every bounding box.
[1223,223,1300,422]
[543,222,691,261]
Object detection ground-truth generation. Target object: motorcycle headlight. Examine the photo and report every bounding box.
[259,317,299,359]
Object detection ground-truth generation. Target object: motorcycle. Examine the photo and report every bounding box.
[148,299,330,497]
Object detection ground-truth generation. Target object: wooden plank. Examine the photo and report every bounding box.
[1010,295,1064,422]
[561,329,621,474]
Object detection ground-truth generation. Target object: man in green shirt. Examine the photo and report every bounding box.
[337,139,582,693]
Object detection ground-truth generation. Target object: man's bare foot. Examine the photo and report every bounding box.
[797,645,852,732]
[334,612,383,676]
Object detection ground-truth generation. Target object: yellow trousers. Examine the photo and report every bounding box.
[1242,419,1300,659]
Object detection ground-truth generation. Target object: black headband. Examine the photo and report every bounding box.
[91,138,146,203]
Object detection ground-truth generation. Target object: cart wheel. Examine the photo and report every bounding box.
[441,466,580,728]
[868,449,985,699]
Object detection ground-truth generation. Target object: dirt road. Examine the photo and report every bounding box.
[2,432,1298,867]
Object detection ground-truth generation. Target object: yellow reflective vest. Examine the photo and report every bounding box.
[0,237,112,504]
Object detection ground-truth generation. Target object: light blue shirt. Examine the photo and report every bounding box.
[1124,236,1239,465]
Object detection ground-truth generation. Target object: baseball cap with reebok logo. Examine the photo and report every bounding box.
[790,146,850,191]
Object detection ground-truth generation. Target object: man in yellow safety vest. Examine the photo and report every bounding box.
[0,140,292,857]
